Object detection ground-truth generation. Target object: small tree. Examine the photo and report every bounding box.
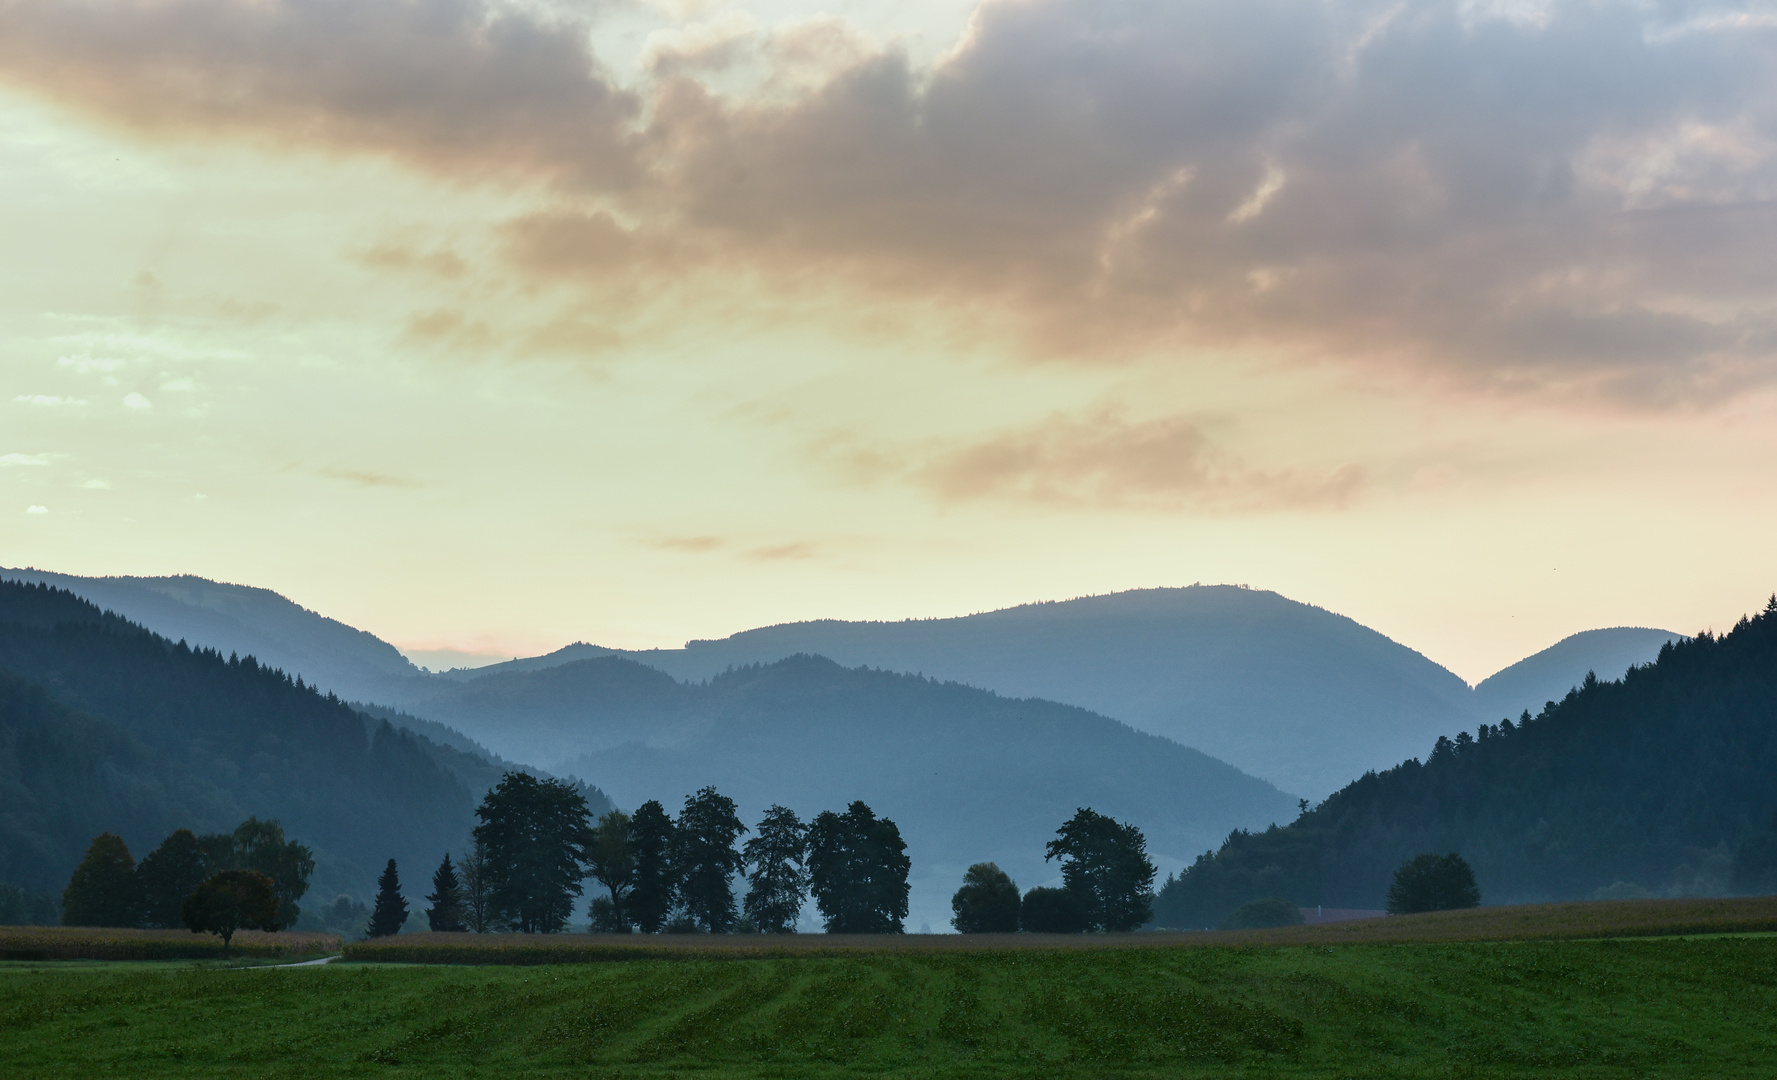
[136,828,208,929]
[368,859,408,937]
[62,833,139,928]
[1387,853,1481,914]
[585,810,635,932]
[182,870,280,955]
[230,818,315,929]
[627,800,678,933]
[1045,808,1156,931]
[1020,886,1089,933]
[459,838,493,933]
[807,801,911,933]
[743,805,809,933]
[1219,898,1304,930]
[951,863,1020,933]
[676,787,747,932]
[426,853,466,932]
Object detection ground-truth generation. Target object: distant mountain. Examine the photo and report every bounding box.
[409,652,1297,930]
[455,588,1479,799]
[1153,599,1777,927]
[1473,627,1682,722]
[0,580,604,905]
[0,567,428,705]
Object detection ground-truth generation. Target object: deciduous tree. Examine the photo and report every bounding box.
[1045,808,1155,931]
[473,772,592,933]
[743,805,808,933]
[135,828,207,929]
[1020,886,1089,933]
[182,870,280,954]
[676,787,747,932]
[951,862,1020,933]
[1386,853,1481,914]
[585,810,634,932]
[627,800,677,933]
[807,801,910,933]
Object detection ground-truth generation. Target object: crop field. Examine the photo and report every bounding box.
[4,930,1776,1077]
[340,896,1777,965]
[0,926,342,962]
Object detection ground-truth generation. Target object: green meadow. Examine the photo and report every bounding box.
[5,934,1776,1079]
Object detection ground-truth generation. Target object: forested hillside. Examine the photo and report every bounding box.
[1154,599,1777,927]
[416,651,1298,931]
[0,581,531,901]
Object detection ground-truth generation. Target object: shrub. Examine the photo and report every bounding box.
[1021,887,1089,933]
[1218,898,1304,930]
[1387,854,1482,914]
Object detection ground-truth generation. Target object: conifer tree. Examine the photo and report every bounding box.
[368,858,408,937]
[743,805,809,933]
[61,833,139,928]
[425,853,466,932]
[136,828,208,929]
[676,787,747,932]
[627,800,677,933]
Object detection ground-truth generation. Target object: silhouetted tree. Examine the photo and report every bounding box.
[1020,886,1088,933]
[368,859,408,937]
[627,800,677,933]
[183,870,280,955]
[1386,853,1481,913]
[585,810,635,932]
[459,838,493,933]
[223,818,315,929]
[135,828,207,929]
[807,801,911,933]
[674,787,747,932]
[61,833,138,927]
[473,772,592,933]
[1045,808,1155,931]
[743,805,809,933]
[951,862,1020,933]
[426,853,466,932]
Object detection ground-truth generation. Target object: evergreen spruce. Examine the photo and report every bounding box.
[368,859,408,937]
[425,853,466,932]
[743,805,809,933]
[61,833,139,927]
[627,800,678,933]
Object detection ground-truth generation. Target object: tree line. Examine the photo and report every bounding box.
[949,808,1157,932]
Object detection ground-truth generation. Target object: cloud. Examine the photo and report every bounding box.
[6,0,1777,397]
[0,453,51,467]
[645,534,726,553]
[744,541,820,561]
[860,410,1367,512]
[24,505,48,514]
[318,466,419,488]
[13,394,88,406]
[122,392,153,410]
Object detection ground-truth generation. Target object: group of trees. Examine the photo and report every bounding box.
[369,774,912,936]
[58,818,314,950]
[950,808,1158,934]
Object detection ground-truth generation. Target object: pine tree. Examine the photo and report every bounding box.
[136,828,208,929]
[61,833,139,927]
[743,805,809,933]
[627,800,677,933]
[426,853,466,932]
[368,858,408,937]
[676,787,747,932]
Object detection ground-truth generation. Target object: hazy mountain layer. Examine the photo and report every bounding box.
[0,580,502,903]
[416,652,1299,931]
[1473,627,1681,722]
[1154,602,1777,927]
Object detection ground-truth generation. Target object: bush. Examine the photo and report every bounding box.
[1218,898,1304,930]
[952,863,1020,933]
[1387,854,1482,914]
[1021,887,1089,933]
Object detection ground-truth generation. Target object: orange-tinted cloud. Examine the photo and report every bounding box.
[6,0,1777,398]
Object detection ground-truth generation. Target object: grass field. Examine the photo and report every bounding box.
[4,929,1776,1076]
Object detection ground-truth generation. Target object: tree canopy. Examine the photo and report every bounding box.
[1045,808,1155,931]
[808,801,910,933]
[743,805,809,934]
[951,863,1020,933]
[472,772,591,933]
[1387,854,1481,914]
[61,833,137,928]
[182,870,280,953]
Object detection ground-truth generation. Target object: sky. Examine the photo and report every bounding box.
[2,0,1775,683]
